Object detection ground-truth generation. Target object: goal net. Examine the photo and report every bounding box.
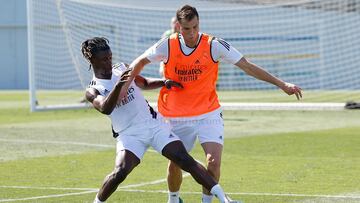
[27,0,360,111]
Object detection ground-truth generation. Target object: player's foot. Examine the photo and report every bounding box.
[168,197,183,203]
[227,200,242,203]
[224,195,242,203]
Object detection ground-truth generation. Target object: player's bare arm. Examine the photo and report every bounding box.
[121,62,171,90]
[235,57,302,100]
[86,69,131,115]
[129,54,151,81]
[119,55,151,98]
[135,75,183,90]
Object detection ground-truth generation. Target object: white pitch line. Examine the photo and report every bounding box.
[116,189,360,199]
[0,138,114,148]
[1,185,359,200]
[0,185,97,191]
[0,173,191,202]
[0,172,191,192]
[0,138,164,154]
[0,139,164,154]
[0,190,96,202]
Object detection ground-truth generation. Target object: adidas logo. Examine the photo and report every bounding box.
[219,136,223,140]
[194,59,200,64]
[88,80,96,87]
[169,134,174,138]
[104,89,110,95]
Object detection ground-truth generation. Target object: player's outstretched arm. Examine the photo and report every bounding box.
[86,70,131,115]
[134,75,183,90]
[119,54,151,98]
[235,57,302,100]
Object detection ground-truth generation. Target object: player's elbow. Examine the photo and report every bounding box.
[98,102,114,115]
[237,57,252,73]
[134,76,148,90]
[101,109,112,115]
[100,106,114,115]
[133,55,151,70]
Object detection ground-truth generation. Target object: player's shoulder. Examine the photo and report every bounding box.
[85,84,100,96]
[87,79,107,96]
[155,36,170,49]
[87,79,101,93]
[211,36,228,43]
[88,80,97,87]
[199,33,222,45]
[87,78,100,88]
[211,37,231,51]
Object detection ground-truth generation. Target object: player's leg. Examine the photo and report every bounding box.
[94,149,140,202]
[167,160,183,202]
[201,142,223,202]
[94,133,147,203]
[163,141,215,189]
[197,110,224,203]
[162,141,231,203]
[152,121,240,203]
[166,120,197,203]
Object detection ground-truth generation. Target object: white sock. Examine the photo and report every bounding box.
[168,191,180,203]
[202,193,214,203]
[94,194,105,203]
[210,184,227,203]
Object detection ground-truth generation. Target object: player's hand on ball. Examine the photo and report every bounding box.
[164,79,184,90]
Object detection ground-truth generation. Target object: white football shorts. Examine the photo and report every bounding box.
[115,115,179,160]
[168,108,224,152]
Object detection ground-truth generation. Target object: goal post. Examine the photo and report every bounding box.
[28,0,360,111]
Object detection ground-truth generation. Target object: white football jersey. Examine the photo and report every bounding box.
[88,63,156,134]
[145,32,243,65]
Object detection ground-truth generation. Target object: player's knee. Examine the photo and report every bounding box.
[206,154,221,173]
[173,152,196,171]
[111,165,131,183]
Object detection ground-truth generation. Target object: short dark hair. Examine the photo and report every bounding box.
[176,5,199,23]
[81,37,110,62]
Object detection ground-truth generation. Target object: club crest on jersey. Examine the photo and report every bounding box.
[202,52,209,60]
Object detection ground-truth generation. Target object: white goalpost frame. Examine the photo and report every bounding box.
[27,0,36,112]
[27,0,360,111]
[27,0,91,111]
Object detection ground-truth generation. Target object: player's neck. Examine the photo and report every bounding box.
[181,33,200,48]
[184,38,198,48]
[94,70,112,80]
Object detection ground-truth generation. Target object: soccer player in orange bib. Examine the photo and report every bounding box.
[121,5,302,203]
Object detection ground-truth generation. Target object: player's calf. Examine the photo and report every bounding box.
[96,161,139,202]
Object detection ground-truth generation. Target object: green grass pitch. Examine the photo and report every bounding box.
[0,91,359,202]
